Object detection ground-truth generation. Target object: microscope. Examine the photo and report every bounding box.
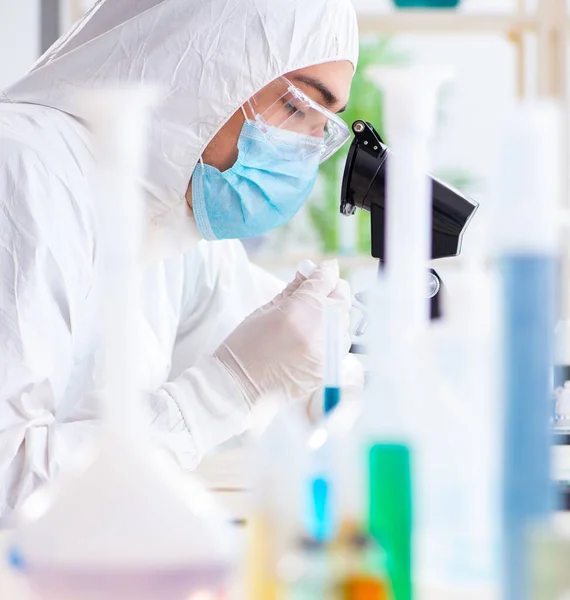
[341,121,479,353]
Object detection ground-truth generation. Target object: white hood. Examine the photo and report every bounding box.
[3,0,359,237]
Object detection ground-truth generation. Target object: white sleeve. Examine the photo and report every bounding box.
[156,241,285,458]
[170,240,285,377]
[0,143,99,518]
[138,247,288,469]
[0,144,250,520]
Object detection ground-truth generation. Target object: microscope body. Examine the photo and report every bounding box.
[341,121,478,262]
[340,121,478,336]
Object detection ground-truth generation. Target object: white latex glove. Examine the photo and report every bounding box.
[214,260,352,405]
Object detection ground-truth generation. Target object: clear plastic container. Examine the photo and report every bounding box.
[331,522,392,600]
[278,537,332,600]
[245,404,309,600]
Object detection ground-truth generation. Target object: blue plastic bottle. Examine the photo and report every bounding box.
[501,256,556,600]
[495,104,560,600]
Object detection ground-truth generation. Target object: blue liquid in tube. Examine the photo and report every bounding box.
[324,387,341,414]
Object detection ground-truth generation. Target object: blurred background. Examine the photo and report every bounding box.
[0,0,561,289]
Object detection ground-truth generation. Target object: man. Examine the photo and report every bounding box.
[0,0,360,520]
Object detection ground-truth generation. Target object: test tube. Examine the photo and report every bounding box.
[323,305,343,414]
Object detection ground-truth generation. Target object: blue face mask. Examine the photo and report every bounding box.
[191,120,321,241]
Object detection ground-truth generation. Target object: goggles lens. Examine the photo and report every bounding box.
[245,77,350,163]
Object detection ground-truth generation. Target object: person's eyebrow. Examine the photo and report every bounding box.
[290,74,347,113]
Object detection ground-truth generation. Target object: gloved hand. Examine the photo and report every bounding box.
[214,260,352,406]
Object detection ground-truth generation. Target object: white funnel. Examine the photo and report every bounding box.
[8,89,236,600]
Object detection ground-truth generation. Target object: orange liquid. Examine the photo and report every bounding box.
[340,577,391,600]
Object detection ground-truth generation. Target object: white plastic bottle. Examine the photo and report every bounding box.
[422,254,501,590]
[337,66,453,600]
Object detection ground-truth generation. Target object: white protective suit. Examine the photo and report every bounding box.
[0,0,360,520]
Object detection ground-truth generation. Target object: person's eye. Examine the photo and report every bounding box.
[284,101,307,120]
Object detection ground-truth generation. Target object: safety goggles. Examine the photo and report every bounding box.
[244,77,351,163]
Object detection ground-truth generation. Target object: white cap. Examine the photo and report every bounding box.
[297,259,318,279]
[366,66,453,138]
[365,66,453,333]
[492,102,561,253]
